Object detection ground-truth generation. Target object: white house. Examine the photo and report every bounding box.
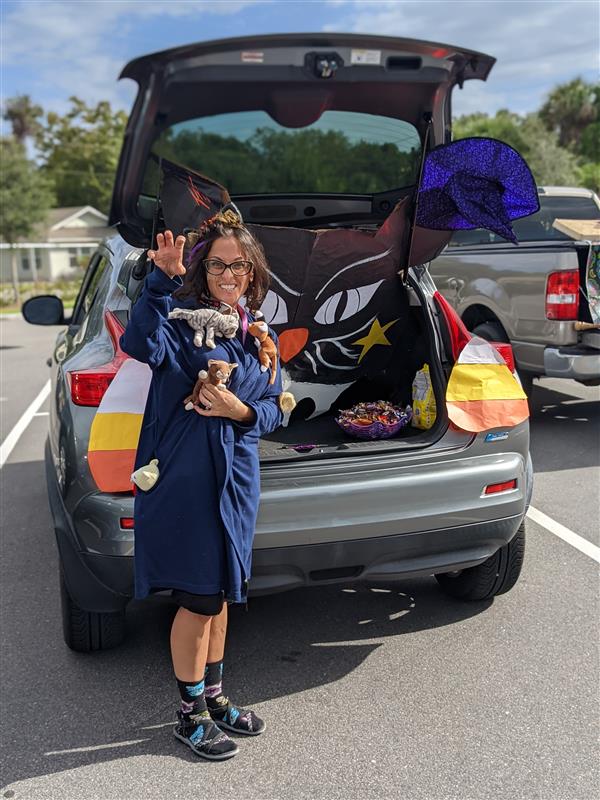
[0,206,113,283]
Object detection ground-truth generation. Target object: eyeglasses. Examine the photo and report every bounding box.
[203,258,253,276]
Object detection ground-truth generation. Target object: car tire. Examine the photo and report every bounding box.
[471,320,509,344]
[60,568,127,652]
[435,521,525,600]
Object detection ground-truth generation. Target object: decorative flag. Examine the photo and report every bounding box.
[446,337,528,432]
[88,359,152,492]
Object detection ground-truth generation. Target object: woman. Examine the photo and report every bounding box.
[120,211,283,761]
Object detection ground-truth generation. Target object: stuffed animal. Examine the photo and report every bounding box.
[248,321,278,385]
[168,307,239,348]
[184,359,238,411]
[131,458,160,492]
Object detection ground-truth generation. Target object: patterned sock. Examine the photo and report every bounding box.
[204,660,224,701]
[204,661,263,733]
[205,661,233,716]
[176,677,209,720]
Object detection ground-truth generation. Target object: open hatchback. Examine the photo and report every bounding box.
[110,32,499,459]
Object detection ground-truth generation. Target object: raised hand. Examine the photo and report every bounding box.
[147,230,186,278]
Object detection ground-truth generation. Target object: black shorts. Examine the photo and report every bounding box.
[171,589,225,616]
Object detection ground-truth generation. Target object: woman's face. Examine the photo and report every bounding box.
[204,235,254,307]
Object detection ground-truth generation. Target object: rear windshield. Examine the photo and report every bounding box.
[448,194,600,246]
[149,110,421,194]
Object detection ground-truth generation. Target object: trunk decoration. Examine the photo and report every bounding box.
[446,337,528,433]
[161,159,439,420]
[88,358,153,492]
[416,137,540,244]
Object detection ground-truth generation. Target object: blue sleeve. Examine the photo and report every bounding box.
[119,268,183,369]
[232,328,284,437]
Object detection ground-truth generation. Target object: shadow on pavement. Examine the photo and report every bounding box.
[529,383,600,472]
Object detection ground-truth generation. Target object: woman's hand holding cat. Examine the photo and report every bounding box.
[193,383,255,423]
[147,230,186,277]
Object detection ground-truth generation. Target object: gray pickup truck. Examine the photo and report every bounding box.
[430,186,600,396]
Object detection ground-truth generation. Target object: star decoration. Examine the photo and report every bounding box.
[352,318,399,363]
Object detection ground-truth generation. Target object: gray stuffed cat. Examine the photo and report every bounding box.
[168,307,239,348]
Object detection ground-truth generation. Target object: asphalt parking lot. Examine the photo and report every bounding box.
[1,315,599,800]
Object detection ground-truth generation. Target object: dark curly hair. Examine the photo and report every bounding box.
[173,211,270,311]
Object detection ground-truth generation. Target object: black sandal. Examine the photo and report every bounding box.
[173,710,239,760]
[208,697,266,736]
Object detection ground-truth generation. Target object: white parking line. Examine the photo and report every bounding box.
[44,738,150,755]
[0,379,50,469]
[527,505,600,563]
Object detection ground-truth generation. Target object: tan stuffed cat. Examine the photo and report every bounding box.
[248,321,278,385]
[184,359,238,411]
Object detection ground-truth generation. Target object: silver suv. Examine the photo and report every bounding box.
[23,34,532,652]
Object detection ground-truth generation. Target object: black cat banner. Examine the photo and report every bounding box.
[158,157,451,418]
[248,201,411,384]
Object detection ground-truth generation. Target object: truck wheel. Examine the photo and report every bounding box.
[60,568,127,652]
[471,320,509,343]
[435,521,525,600]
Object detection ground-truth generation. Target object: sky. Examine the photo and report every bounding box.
[0,0,598,131]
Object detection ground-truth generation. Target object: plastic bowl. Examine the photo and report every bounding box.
[335,407,412,440]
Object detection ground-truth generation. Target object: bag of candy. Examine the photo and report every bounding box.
[411,364,436,430]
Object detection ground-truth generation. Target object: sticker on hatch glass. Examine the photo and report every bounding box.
[350,49,381,65]
[241,52,264,63]
[485,431,509,442]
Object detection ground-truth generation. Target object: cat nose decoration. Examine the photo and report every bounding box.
[278,328,310,363]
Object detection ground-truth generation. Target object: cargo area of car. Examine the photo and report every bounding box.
[257,288,447,461]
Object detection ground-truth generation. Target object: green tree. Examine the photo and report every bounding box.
[0,138,55,302]
[539,78,599,152]
[453,109,579,186]
[153,126,419,194]
[2,94,43,144]
[35,96,128,214]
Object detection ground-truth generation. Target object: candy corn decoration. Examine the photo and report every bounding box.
[446,337,528,432]
[88,359,152,492]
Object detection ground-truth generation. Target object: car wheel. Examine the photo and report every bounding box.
[435,521,525,600]
[471,320,509,344]
[60,568,126,652]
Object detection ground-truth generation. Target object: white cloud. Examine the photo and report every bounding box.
[0,0,261,112]
[322,0,599,115]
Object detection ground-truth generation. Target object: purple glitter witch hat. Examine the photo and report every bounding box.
[415,137,539,244]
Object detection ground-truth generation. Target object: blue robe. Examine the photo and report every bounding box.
[119,267,283,603]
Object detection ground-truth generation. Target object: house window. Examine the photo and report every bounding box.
[68,246,96,269]
[68,248,80,268]
[20,251,42,272]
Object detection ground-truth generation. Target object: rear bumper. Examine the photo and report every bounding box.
[45,438,131,613]
[48,439,531,608]
[51,510,525,603]
[249,514,523,594]
[543,346,600,380]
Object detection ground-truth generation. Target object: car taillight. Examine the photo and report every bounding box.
[484,479,517,495]
[433,291,472,361]
[67,311,128,406]
[120,517,135,529]
[489,342,516,373]
[546,270,579,320]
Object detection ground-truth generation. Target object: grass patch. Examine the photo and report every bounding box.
[0,280,81,311]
